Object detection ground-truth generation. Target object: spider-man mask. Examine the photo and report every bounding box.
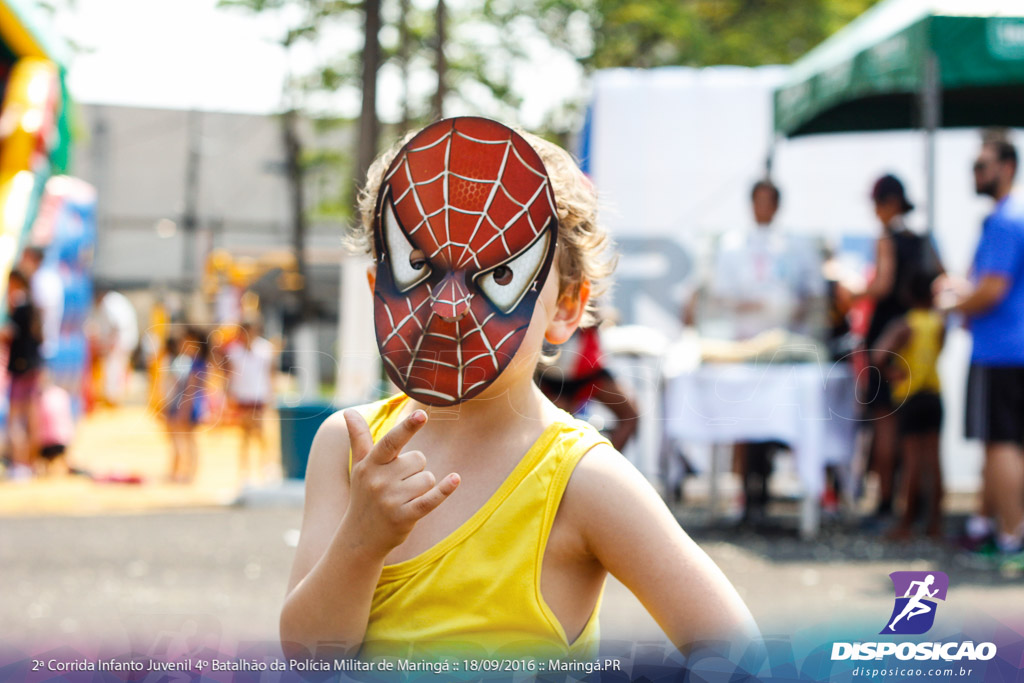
[372,117,558,406]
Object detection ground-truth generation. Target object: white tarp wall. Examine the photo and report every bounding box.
[584,65,1002,491]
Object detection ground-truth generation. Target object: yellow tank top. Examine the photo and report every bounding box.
[891,309,943,400]
[350,394,610,662]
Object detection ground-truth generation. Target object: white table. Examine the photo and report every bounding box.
[662,362,858,537]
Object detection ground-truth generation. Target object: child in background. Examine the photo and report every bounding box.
[37,378,75,475]
[224,320,276,484]
[282,118,756,662]
[873,271,945,539]
[164,328,209,484]
[536,324,640,451]
[3,269,43,479]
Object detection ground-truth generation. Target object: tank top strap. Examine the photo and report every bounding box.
[533,419,611,652]
[538,419,612,544]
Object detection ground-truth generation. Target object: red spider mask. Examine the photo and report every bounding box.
[372,117,558,406]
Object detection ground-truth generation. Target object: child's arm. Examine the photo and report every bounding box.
[564,445,758,652]
[870,317,912,369]
[280,410,459,655]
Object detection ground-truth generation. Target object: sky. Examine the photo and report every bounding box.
[50,0,584,128]
[53,0,295,114]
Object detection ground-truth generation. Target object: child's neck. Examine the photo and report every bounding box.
[414,373,548,441]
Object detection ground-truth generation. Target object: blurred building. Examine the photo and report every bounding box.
[72,104,353,381]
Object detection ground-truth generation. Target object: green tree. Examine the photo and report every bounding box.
[485,0,881,70]
[219,0,363,322]
[472,0,881,139]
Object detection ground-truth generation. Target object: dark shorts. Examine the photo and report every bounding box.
[899,391,943,435]
[965,364,1024,446]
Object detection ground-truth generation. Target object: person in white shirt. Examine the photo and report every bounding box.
[91,289,140,406]
[707,179,825,522]
[224,320,276,484]
[19,247,63,362]
[709,180,824,340]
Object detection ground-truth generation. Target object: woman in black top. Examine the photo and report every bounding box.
[3,269,43,477]
[862,175,943,518]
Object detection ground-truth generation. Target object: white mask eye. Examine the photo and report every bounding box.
[382,201,431,292]
[476,231,550,314]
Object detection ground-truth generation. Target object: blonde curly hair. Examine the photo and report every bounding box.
[351,125,616,328]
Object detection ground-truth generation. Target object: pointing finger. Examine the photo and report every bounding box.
[372,410,428,464]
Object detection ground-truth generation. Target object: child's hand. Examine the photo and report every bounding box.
[342,409,460,559]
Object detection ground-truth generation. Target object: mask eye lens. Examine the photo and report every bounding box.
[382,198,432,292]
[410,250,428,271]
[475,230,551,314]
[492,265,513,285]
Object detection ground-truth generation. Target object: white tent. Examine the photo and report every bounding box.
[581,65,1001,490]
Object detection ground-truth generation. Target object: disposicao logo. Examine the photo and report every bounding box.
[830,570,997,663]
[881,571,948,635]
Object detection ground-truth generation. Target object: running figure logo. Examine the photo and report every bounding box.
[881,571,949,635]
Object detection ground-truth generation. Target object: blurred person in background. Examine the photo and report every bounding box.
[18,246,63,362]
[860,174,943,523]
[2,269,43,479]
[709,180,824,340]
[707,179,825,522]
[142,299,171,415]
[938,132,1024,562]
[820,245,862,512]
[36,375,75,476]
[536,323,639,451]
[90,288,139,406]
[821,245,859,363]
[871,272,945,540]
[223,319,276,485]
[164,328,209,484]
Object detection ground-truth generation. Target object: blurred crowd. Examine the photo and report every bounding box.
[0,257,280,488]
[540,129,1024,565]
[4,126,1024,569]
[155,320,277,485]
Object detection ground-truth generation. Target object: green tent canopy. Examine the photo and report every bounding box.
[774,0,1024,137]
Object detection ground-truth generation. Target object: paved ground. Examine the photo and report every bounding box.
[3,504,1023,656]
[2,399,1022,657]
[0,403,284,517]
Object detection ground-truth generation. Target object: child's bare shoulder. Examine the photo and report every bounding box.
[559,443,659,530]
[309,399,391,459]
[310,409,352,452]
[557,441,700,583]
